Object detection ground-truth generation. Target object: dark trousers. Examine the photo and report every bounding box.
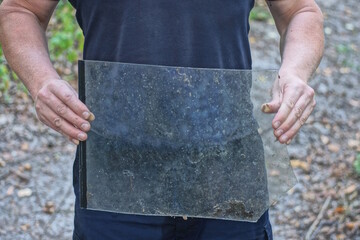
[73,154,273,240]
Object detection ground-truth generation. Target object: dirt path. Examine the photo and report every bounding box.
[1,0,359,239]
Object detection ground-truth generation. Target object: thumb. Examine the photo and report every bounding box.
[261,74,282,113]
[261,86,282,113]
[261,98,281,113]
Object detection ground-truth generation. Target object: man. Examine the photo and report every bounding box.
[0,0,324,239]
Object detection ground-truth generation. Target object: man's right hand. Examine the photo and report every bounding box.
[0,0,94,145]
[34,79,95,145]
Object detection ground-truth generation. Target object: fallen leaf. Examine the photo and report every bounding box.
[334,206,346,214]
[290,160,310,172]
[249,36,256,44]
[323,67,333,76]
[345,222,357,230]
[336,234,346,240]
[344,184,357,194]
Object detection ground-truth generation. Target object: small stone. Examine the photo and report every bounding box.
[7,186,14,195]
[0,158,5,167]
[349,99,360,107]
[348,139,360,149]
[23,163,32,171]
[182,216,188,220]
[320,135,330,145]
[43,201,56,214]
[324,27,332,35]
[345,23,354,31]
[21,142,29,151]
[340,67,351,74]
[328,144,340,153]
[269,169,280,176]
[20,224,30,231]
[17,188,32,198]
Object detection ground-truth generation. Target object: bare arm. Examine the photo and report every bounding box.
[262,0,324,144]
[0,0,93,144]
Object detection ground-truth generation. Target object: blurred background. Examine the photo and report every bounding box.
[0,0,359,239]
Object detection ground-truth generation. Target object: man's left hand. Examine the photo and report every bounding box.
[261,73,316,144]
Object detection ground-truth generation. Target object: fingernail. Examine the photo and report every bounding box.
[82,112,90,119]
[261,104,271,113]
[286,139,292,145]
[89,112,95,121]
[81,123,90,131]
[280,135,288,142]
[275,129,283,137]
[78,132,87,141]
[72,139,80,145]
[274,121,281,129]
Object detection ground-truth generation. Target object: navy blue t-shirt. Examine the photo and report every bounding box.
[69,0,254,69]
[68,2,274,239]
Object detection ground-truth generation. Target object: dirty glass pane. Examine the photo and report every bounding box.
[78,60,297,222]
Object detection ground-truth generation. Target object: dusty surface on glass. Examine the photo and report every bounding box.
[81,60,296,222]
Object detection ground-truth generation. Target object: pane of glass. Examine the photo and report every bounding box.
[78,60,297,222]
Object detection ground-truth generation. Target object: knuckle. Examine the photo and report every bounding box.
[63,92,73,103]
[295,107,303,118]
[56,104,68,115]
[37,89,49,101]
[299,117,307,126]
[53,117,62,128]
[307,88,315,98]
[35,103,42,112]
[285,99,295,108]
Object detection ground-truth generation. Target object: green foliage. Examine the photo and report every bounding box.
[48,1,84,79]
[336,44,351,55]
[354,153,360,176]
[250,4,272,22]
[249,0,272,21]
[0,0,83,102]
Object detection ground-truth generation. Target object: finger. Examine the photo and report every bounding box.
[41,116,79,145]
[67,136,80,145]
[273,95,311,138]
[64,80,79,97]
[261,75,282,114]
[261,99,281,114]
[272,89,302,130]
[277,99,316,144]
[39,104,88,141]
[49,82,94,121]
[47,94,91,132]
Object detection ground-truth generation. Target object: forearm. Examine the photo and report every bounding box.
[279,8,324,82]
[0,4,59,99]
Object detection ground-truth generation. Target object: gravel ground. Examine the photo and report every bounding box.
[0,0,359,239]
